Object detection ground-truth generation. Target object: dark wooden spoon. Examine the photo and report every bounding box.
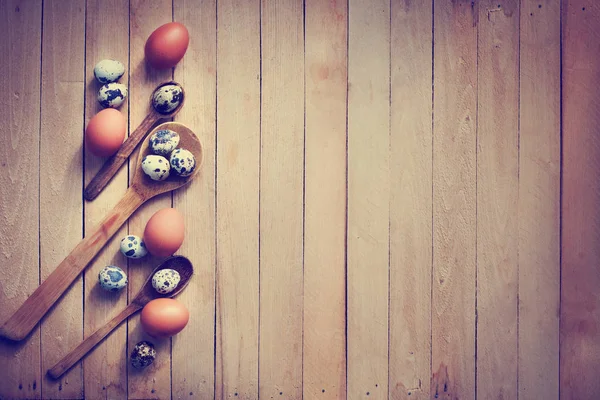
[84,80,185,201]
[47,255,194,380]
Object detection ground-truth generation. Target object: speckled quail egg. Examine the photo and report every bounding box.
[149,129,180,156]
[98,265,128,292]
[130,341,156,369]
[120,235,148,259]
[97,83,128,109]
[152,84,183,114]
[169,149,196,177]
[93,59,125,84]
[152,269,181,295]
[142,155,170,181]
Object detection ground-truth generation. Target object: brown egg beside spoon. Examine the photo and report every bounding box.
[84,80,185,201]
[47,255,194,380]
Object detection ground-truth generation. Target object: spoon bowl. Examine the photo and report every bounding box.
[131,121,203,199]
[149,81,186,117]
[47,256,194,379]
[131,255,194,306]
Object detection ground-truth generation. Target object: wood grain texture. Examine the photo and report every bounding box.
[519,1,560,399]
[39,1,85,397]
[347,0,390,398]
[172,0,217,398]
[303,0,347,398]
[259,0,304,397]
[561,2,600,399]
[0,1,42,398]
[215,0,260,398]
[389,1,432,399]
[49,303,140,381]
[431,1,477,399]
[83,0,130,398]
[127,1,173,399]
[476,1,519,398]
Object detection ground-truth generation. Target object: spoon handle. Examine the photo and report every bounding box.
[84,112,161,201]
[47,302,142,379]
[0,187,146,342]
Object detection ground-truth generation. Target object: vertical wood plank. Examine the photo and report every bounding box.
[39,1,85,398]
[303,0,347,398]
[215,0,260,398]
[171,0,217,399]
[128,1,173,399]
[431,1,477,399]
[347,0,390,398]
[561,1,600,399]
[259,0,304,398]
[519,1,560,399]
[476,1,519,398]
[0,1,42,398]
[83,0,130,398]
[388,0,432,398]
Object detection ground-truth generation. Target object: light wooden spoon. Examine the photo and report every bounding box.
[0,122,202,342]
[47,255,194,380]
[84,81,185,201]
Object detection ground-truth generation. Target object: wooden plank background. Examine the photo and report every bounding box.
[561,1,600,399]
[347,0,390,398]
[215,1,260,399]
[389,0,432,399]
[476,1,519,398]
[84,1,129,399]
[304,0,347,398]
[521,1,560,399]
[0,0,598,399]
[40,2,85,398]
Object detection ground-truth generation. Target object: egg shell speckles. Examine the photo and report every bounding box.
[142,155,170,181]
[169,149,196,177]
[149,129,180,156]
[98,265,128,292]
[152,84,183,114]
[130,341,156,369]
[93,59,125,84]
[119,235,148,259]
[98,83,128,109]
[152,269,181,294]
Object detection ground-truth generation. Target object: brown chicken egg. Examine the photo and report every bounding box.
[85,108,126,157]
[141,298,189,338]
[143,208,185,257]
[144,22,189,70]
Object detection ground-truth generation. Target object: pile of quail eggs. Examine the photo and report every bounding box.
[94,59,128,109]
[141,129,196,182]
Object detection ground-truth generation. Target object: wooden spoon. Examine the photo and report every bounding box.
[83,81,185,201]
[47,255,194,380]
[0,122,202,342]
